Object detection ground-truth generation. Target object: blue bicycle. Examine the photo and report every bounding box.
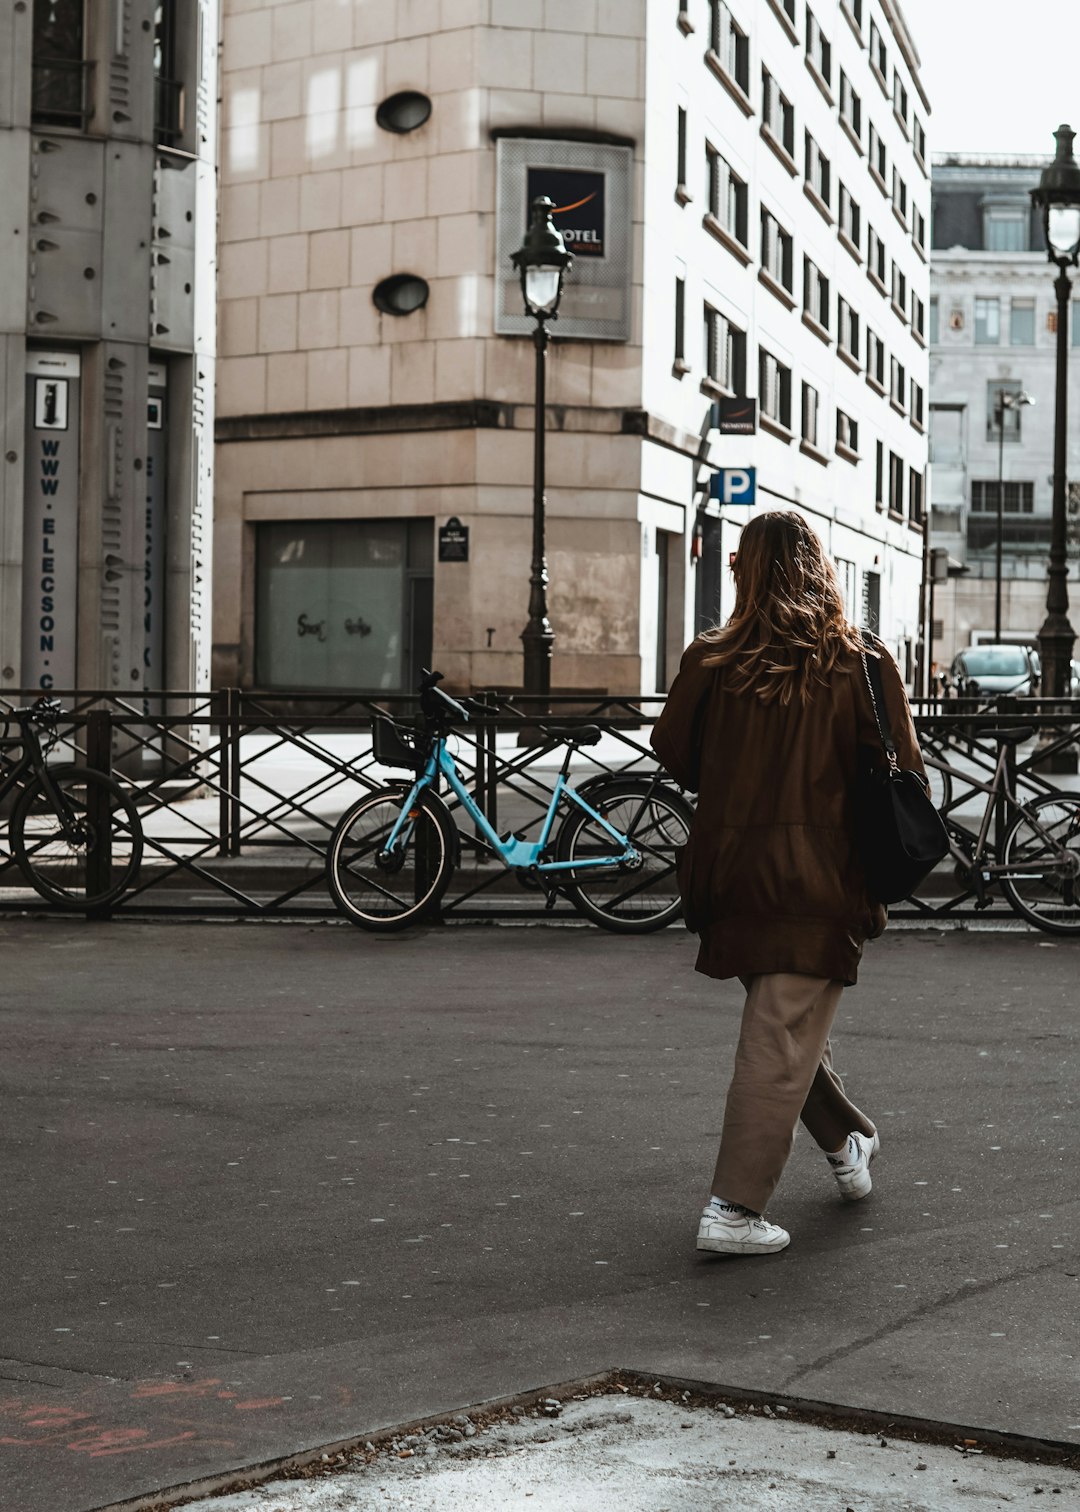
[326,670,692,933]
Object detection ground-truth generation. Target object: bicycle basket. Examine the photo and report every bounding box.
[372,716,423,770]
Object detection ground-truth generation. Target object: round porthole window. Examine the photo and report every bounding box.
[372,274,430,316]
[375,90,432,134]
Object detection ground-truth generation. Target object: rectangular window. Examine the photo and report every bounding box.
[674,275,686,363]
[760,207,794,292]
[984,208,1028,252]
[677,106,688,193]
[759,348,792,429]
[839,183,861,250]
[869,19,887,83]
[892,70,908,127]
[805,133,831,209]
[891,262,907,315]
[912,208,926,254]
[711,1,750,94]
[255,519,433,692]
[836,409,859,456]
[704,304,747,393]
[805,9,832,87]
[987,379,1028,440]
[869,123,887,187]
[910,379,925,427]
[867,225,886,286]
[912,292,926,338]
[836,409,859,457]
[875,438,884,506]
[975,297,1001,344]
[892,169,908,224]
[890,356,906,408]
[31,0,89,129]
[913,116,926,166]
[971,480,1035,513]
[888,451,904,515]
[1010,298,1035,345]
[706,144,749,244]
[909,467,924,525]
[839,71,861,138]
[154,1,184,144]
[762,68,795,156]
[867,327,885,387]
[838,297,860,358]
[803,256,830,330]
[929,296,940,343]
[801,382,820,447]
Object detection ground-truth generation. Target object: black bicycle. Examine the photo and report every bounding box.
[0,700,143,909]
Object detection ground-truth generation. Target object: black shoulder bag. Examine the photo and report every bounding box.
[855,634,948,903]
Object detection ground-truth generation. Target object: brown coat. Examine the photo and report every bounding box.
[650,636,926,986]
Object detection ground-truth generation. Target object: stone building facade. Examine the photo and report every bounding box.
[929,154,1080,671]
[214,0,930,697]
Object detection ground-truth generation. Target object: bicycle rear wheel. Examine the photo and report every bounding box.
[326,787,455,931]
[10,766,143,908]
[1000,794,1080,935]
[556,779,691,934]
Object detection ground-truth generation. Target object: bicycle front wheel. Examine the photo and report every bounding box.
[10,766,143,908]
[556,779,691,934]
[326,787,455,931]
[1000,794,1080,935]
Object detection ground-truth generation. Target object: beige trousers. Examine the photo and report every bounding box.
[710,972,876,1216]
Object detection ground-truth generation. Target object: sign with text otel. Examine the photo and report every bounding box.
[709,467,756,505]
[525,167,606,257]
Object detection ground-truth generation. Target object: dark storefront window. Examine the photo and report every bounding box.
[32,0,91,130]
[255,519,434,692]
[154,2,185,143]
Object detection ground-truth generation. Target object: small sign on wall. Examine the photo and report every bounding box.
[438,517,469,562]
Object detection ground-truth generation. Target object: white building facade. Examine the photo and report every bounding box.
[929,155,1080,670]
[214,0,930,698]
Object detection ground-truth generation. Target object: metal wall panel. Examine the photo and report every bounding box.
[0,335,26,689]
[101,139,154,343]
[0,0,31,131]
[151,152,196,350]
[0,127,30,334]
[98,341,149,692]
[26,135,105,338]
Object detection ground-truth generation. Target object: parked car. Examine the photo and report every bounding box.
[949,644,1040,697]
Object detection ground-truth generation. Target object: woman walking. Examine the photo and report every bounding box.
[650,510,925,1257]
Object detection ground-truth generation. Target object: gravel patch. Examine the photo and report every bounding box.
[180,1390,1078,1511]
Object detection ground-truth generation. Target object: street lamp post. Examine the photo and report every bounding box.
[993,388,1035,643]
[1030,126,1080,715]
[511,196,573,703]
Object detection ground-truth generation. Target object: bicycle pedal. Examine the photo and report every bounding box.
[543,889,559,912]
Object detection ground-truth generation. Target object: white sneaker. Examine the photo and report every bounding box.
[826,1130,880,1202]
[696,1202,790,1256]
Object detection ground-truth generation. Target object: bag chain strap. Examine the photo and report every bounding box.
[860,632,900,774]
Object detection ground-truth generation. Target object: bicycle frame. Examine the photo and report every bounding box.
[923,741,1070,879]
[384,737,636,872]
[0,721,72,819]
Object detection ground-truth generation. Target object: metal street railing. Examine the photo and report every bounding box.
[1,689,1078,924]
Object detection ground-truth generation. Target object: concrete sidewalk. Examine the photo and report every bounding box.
[1,920,1077,1512]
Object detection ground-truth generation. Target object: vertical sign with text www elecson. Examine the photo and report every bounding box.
[22,352,80,691]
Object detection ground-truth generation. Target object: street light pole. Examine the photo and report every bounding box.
[1042,260,1075,698]
[523,316,553,700]
[1031,125,1080,708]
[511,196,573,706]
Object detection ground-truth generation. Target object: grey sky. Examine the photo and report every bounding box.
[897,0,1076,158]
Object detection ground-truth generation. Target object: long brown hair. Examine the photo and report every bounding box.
[700,510,864,705]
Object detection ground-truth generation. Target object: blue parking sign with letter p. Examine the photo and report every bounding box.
[708,467,756,505]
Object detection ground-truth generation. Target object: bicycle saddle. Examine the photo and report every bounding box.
[540,723,602,747]
[981,727,1034,745]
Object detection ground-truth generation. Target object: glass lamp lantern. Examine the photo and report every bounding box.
[1032,125,1080,266]
[511,197,573,320]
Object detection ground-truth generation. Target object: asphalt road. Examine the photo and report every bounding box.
[1,918,1078,1512]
